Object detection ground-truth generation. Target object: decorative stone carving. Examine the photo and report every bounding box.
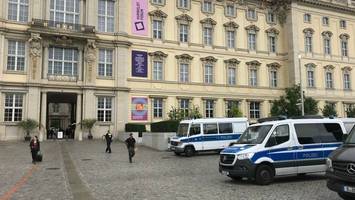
[224,58,240,65]
[175,54,193,63]
[85,40,97,82]
[200,18,217,26]
[148,10,168,19]
[28,33,42,79]
[246,60,262,66]
[245,25,260,32]
[175,14,193,23]
[148,51,168,60]
[267,62,281,69]
[265,28,280,35]
[223,21,239,30]
[200,56,217,63]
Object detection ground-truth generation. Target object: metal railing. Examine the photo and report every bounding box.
[31,19,95,34]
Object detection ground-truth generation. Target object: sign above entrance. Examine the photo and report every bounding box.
[132,0,148,36]
[132,51,148,77]
[131,97,148,121]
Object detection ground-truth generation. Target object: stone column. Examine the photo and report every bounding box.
[28,33,42,81]
[75,94,83,141]
[39,92,47,142]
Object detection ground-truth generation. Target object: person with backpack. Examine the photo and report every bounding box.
[125,133,136,163]
[29,136,40,164]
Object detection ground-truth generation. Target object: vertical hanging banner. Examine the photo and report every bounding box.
[131,97,148,121]
[132,0,148,36]
[132,50,148,77]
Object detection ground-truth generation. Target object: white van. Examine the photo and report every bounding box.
[219,118,346,185]
[170,118,249,156]
[337,118,355,134]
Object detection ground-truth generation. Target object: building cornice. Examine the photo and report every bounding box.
[296,0,355,14]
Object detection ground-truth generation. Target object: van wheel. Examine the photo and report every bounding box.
[255,164,274,185]
[184,146,195,157]
[338,192,354,200]
[174,152,181,156]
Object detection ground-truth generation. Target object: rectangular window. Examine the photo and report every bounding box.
[179,24,189,43]
[8,0,29,22]
[270,70,277,88]
[97,97,112,122]
[267,125,290,147]
[152,0,164,5]
[226,31,235,49]
[249,102,260,119]
[153,98,163,118]
[178,0,189,9]
[203,27,213,46]
[152,20,163,39]
[205,100,214,118]
[341,41,348,57]
[340,20,347,28]
[268,36,276,53]
[202,0,213,13]
[304,13,311,22]
[98,49,113,77]
[305,36,312,53]
[294,123,343,144]
[7,40,25,71]
[225,4,235,17]
[180,99,190,117]
[50,0,80,24]
[307,70,315,87]
[247,8,256,20]
[249,68,257,86]
[152,61,163,80]
[219,123,233,134]
[98,0,115,32]
[326,72,333,89]
[179,63,189,82]
[204,64,213,84]
[322,17,329,26]
[226,100,239,117]
[48,47,78,76]
[344,73,351,90]
[227,67,236,85]
[248,33,256,51]
[203,123,218,134]
[267,12,275,23]
[4,93,23,122]
[324,38,331,55]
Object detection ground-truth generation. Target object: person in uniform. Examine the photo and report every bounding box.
[105,130,113,153]
[125,133,136,163]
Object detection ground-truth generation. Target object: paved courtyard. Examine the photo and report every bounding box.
[0,140,342,200]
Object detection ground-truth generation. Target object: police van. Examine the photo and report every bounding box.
[219,117,346,185]
[170,118,248,156]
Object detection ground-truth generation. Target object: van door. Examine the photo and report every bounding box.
[320,123,343,158]
[188,123,203,151]
[265,124,297,176]
[202,123,219,150]
[218,122,235,149]
[294,123,325,174]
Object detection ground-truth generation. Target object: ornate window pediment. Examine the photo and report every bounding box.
[305,63,316,69]
[303,28,314,35]
[245,25,260,32]
[340,33,350,40]
[324,64,335,71]
[200,18,217,26]
[322,31,333,38]
[175,54,193,63]
[200,56,217,63]
[148,51,168,60]
[223,21,239,30]
[265,28,279,35]
[342,66,352,72]
[246,60,261,68]
[224,58,240,65]
[148,10,168,19]
[175,14,193,23]
[267,62,281,69]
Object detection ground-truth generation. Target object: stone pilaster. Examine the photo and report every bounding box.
[39,92,47,141]
[75,94,83,141]
[28,33,42,81]
[84,40,97,85]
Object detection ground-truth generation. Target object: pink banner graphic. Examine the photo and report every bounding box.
[132,0,148,36]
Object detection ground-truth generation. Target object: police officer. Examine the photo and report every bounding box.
[125,133,136,163]
[105,130,113,153]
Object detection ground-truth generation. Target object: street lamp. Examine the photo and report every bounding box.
[298,54,305,116]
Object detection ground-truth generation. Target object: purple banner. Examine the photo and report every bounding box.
[132,0,148,36]
[132,50,148,77]
[131,97,148,121]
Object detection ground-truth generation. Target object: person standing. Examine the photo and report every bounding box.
[105,130,113,153]
[29,136,40,164]
[125,133,136,163]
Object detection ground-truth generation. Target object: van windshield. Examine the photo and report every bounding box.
[177,123,189,137]
[237,125,273,145]
[346,126,355,144]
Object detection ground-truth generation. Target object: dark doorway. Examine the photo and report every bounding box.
[47,93,77,139]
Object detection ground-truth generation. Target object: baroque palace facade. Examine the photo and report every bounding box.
[1,0,355,140]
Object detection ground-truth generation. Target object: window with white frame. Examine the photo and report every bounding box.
[153,98,163,118]
[226,100,239,117]
[50,0,80,24]
[304,13,311,23]
[179,99,190,117]
[249,68,257,86]
[340,34,349,57]
[203,27,213,46]
[247,8,257,20]
[48,47,78,76]
[8,0,29,22]
[179,24,189,43]
[322,17,329,26]
[226,30,235,49]
[269,69,278,88]
[4,93,23,122]
[152,20,163,39]
[227,66,236,85]
[97,96,112,122]
[343,70,351,90]
[268,35,276,53]
[267,11,276,23]
[324,38,331,55]
[152,61,163,80]
[202,0,213,13]
[7,40,25,71]
[204,63,214,84]
[152,0,164,5]
[248,32,256,51]
[340,20,347,29]
[205,100,214,118]
[178,0,189,9]
[249,101,260,119]
[306,64,315,88]
[225,4,235,17]
[98,49,113,77]
[179,63,189,83]
[304,29,313,53]
[98,0,115,32]
[325,70,334,89]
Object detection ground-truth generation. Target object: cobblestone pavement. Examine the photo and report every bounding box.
[0,140,342,200]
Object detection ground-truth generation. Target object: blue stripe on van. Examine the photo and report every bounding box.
[180,133,241,143]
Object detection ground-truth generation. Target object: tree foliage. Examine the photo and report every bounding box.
[18,119,39,136]
[228,105,243,118]
[322,104,337,117]
[168,105,202,121]
[270,85,319,117]
[81,119,97,136]
[346,107,355,118]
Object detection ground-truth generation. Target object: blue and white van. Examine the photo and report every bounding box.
[219,118,347,185]
[170,118,248,156]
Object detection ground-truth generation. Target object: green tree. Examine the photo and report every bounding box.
[228,105,243,117]
[322,104,337,117]
[81,119,97,139]
[271,85,318,117]
[168,105,202,121]
[346,107,355,117]
[18,119,39,141]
